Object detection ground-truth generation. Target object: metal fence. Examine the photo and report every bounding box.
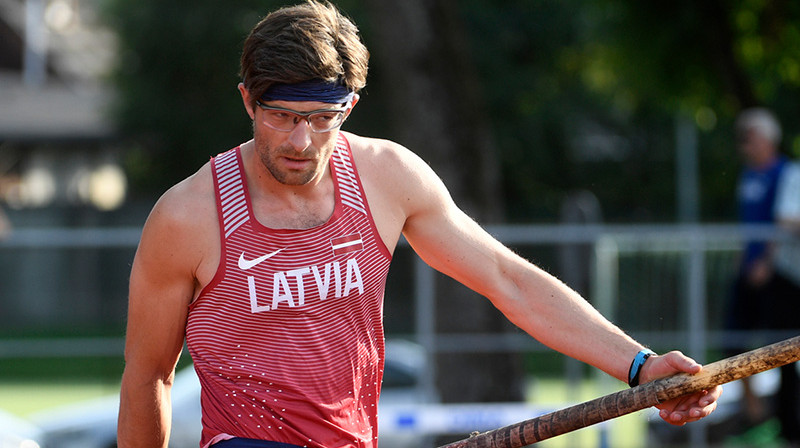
[1,223,795,447]
[408,223,794,447]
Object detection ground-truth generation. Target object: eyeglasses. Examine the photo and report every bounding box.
[255,100,349,133]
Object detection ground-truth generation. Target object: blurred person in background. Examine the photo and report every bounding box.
[728,107,800,445]
[117,2,721,447]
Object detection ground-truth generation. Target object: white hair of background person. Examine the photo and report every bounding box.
[736,107,783,146]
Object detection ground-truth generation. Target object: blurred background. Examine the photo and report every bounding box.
[1,0,800,447]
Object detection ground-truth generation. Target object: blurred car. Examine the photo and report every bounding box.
[0,408,43,448]
[32,340,433,448]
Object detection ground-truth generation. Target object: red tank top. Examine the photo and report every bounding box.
[186,134,392,448]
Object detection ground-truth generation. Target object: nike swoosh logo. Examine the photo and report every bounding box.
[238,249,283,270]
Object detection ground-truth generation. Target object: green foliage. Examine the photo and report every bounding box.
[460,0,685,221]
[0,356,124,381]
[105,0,800,221]
[459,0,800,222]
[102,0,282,195]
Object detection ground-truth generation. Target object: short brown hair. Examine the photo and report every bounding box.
[240,1,369,107]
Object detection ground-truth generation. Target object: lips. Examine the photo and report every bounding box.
[281,155,313,170]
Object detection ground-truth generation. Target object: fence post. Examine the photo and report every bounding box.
[415,255,438,404]
[686,230,709,447]
[593,235,620,448]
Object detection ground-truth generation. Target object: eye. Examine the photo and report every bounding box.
[310,112,339,123]
[268,111,292,120]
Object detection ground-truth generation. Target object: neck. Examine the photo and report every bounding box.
[241,140,336,229]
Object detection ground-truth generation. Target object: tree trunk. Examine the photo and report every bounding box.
[363,0,526,431]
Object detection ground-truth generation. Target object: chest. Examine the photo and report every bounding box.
[251,185,336,230]
[739,171,779,206]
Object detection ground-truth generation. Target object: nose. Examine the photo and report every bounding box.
[287,119,312,151]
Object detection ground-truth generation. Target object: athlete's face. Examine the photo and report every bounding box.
[252,104,337,185]
[238,84,357,186]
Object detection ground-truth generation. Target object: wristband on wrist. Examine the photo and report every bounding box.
[627,348,656,388]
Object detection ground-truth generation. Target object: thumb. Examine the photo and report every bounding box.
[642,351,702,384]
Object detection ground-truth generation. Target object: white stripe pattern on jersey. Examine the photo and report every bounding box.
[333,139,367,215]
[215,149,248,238]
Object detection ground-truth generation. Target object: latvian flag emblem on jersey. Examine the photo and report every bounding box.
[331,233,364,256]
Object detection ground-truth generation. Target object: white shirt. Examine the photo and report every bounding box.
[773,161,800,284]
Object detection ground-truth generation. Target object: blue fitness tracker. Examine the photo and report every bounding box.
[627,349,656,387]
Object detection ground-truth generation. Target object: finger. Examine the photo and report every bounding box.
[693,400,718,419]
[663,351,702,374]
[685,400,718,422]
[659,390,719,425]
[700,385,723,406]
[642,352,700,384]
[659,408,687,425]
[689,393,719,418]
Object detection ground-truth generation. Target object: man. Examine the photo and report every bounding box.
[728,107,800,444]
[117,2,720,447]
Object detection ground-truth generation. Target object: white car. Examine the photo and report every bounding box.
[0,408,43,448]
[33,340,432,448]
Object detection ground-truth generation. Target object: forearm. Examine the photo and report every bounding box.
[117,369,173,448]
[497,262,644,382]
[402,201,646,381]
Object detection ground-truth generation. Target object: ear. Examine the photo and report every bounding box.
[238,83,255,120]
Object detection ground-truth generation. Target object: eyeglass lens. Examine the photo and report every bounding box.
[260,106,345,133]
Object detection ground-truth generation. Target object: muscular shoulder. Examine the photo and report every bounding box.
[343,132,442,195]
[137,161,219,281]
[342,132,454,248]
[150,162,216,231]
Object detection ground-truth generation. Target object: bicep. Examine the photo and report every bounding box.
[124,201,197,376]
[366,139,524,299]
[400,166,518,299]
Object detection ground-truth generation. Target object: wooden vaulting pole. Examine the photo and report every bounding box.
[438,335,800,448]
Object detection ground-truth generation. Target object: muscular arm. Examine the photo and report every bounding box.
[399,158,640,380]
[355,136,718,424]
[118,171,216,447]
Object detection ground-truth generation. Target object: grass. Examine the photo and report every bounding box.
[0,380,120,417]
[0,356,123,416]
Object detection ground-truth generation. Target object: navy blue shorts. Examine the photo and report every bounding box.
[211,438,305,448]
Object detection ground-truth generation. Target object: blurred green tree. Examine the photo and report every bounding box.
[103,0,276,196]
[106,0,800,221]
[458,0,800,222]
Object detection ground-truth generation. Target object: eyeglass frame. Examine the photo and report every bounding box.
[254,100,351,133]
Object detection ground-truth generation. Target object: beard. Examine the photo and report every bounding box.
[257,141,332,186]
[250,119,338,185]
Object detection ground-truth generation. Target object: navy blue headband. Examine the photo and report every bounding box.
[260,79,355,104]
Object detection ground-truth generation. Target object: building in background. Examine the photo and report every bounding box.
[0,0,137,333]
[0,0,126,214]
